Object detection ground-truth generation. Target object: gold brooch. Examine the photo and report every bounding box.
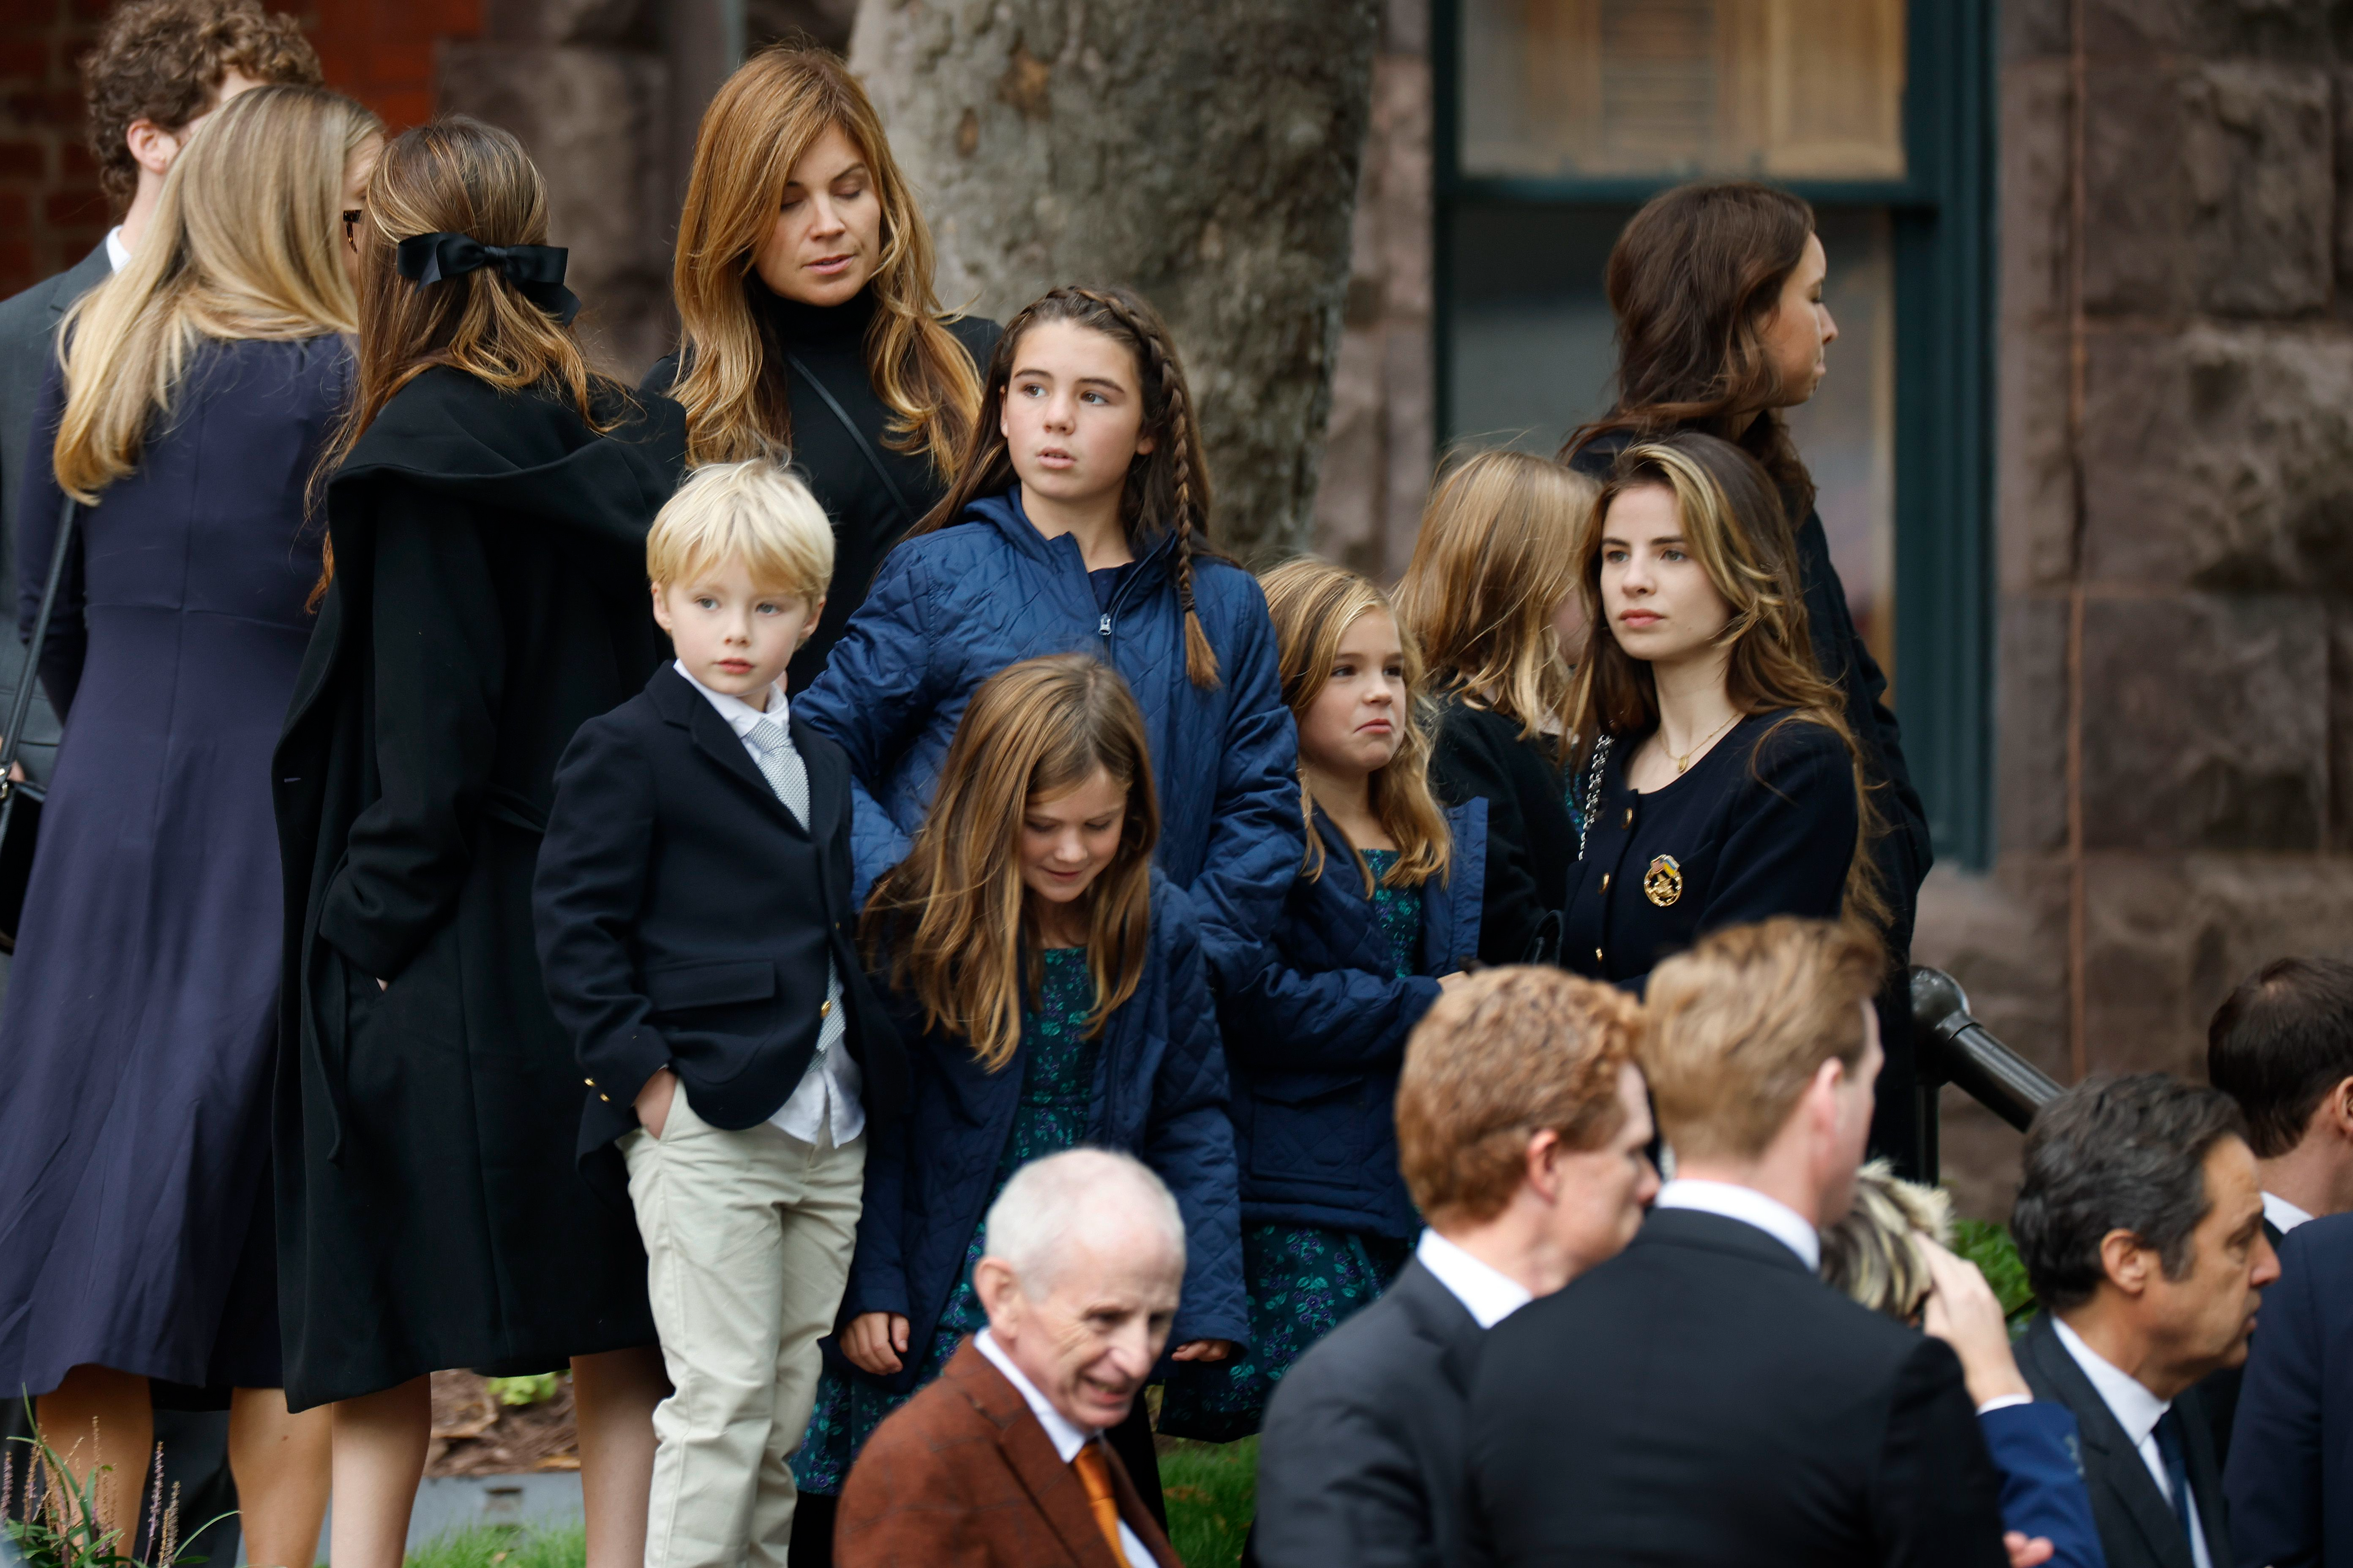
[1643,854,1682,907]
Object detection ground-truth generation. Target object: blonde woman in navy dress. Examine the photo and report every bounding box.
[1561,431,1884,992]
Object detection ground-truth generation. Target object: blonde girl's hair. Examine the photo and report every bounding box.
[646,457,833,604]
[1819,1159,1956,1322]
[915,284,1221,688]
[1393,448,1594,760]
[862,655,1158,1073]
[1260,558,1451,892]
[663,44,984,471]
[310,117,621,603]
[53,83,379,503]
[1568,430,1887,929]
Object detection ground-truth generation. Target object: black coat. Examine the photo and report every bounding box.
[1254,1257,1485,1568]
[272,369,687,1410]
[1564,713,1855,991]
[641,287,1000,689]
[1462,1207,2009,1567]
[534,664,907,1185]
[2016,1314,2233,1568]
[2225,1211,2353,1568]
[1425,689,1572,965]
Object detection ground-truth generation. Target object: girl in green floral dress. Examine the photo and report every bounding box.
[1161,561,1487,1442]
[792,654,1246,1519]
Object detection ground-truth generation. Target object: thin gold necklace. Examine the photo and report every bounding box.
[1669,712,1739,773]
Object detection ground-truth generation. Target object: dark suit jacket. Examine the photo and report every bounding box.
[2016,1314,2232,1568]
[2224,1211,2353,1568]
[836,1337,1181,1568]
[0,246,103,792]
[2194,1214,2284,1473]
[535,663,907,1170]
[1253,1256,1484,1568]
[1463,1206,2010,1567]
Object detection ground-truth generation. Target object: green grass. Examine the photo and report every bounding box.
[1161,1436,1256,1568]
[404,1523,586,1568]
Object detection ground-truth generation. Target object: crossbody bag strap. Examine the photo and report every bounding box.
[784,348,922,537]
[0,491,78,775]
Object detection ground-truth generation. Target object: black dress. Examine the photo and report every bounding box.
[1563,713,1856,991]
[1426,684,1573,965]
[271,369,687,1409]
[642,286,1000,689]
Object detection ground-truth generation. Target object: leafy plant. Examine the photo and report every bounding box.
[483,1375,563,1409]
[1161,1436,1256,1568]
[1951,1217,2037,1327]
[1,1405,225,1568]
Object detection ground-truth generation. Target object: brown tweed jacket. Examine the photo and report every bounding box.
[835,1338,1183,1568]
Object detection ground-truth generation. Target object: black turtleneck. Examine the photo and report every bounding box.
[642,284,1001,690]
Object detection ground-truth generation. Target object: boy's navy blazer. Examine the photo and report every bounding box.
[535,663,908,1184]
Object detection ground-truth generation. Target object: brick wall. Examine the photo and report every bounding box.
[0,0,109,299]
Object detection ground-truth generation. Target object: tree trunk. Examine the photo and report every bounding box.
[851,0,1384,558]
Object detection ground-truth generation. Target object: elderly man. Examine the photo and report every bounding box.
[1252,967,1656,1568]
[1463,917,2012,1568]
[835,1148,1183,1567]
[2011,1075,2279,1568]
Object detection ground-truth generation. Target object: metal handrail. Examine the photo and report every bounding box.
[1909,966,2064,1136]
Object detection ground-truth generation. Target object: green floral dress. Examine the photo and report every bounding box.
[791,946,1099,1495]
[1155,849,1421,1443]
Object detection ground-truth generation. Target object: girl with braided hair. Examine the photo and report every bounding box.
[799,283,1299,995]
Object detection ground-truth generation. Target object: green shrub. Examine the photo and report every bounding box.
[1161,1436,1256,1568]
[482,1375,563,1409]
[1951,1217,2037,1326]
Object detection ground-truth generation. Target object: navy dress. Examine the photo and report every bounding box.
[1563,712,1857,991]
[0,336,348,1397]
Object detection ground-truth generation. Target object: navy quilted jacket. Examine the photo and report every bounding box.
[838,875,1248,1385]
[1221,801,1488,1239]
[796,488,1301,984]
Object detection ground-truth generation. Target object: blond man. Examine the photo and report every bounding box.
[1462,917,2012,1568]
[534,459,909,1568]
[1253,967,1660,1568]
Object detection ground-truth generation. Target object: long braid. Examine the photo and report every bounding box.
[1070,286,1221,688]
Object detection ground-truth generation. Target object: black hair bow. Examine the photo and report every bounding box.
[395,232,581,326]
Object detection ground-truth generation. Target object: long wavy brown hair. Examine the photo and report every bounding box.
[1564,181,1820,518]
[1568,432,1885,927]
[1392,449,1594,760]
[913,284,1221,688]
[662,45,984,471]
[310,116,619,602]
[1260,558,1451,891]
[862,655,1159,1073]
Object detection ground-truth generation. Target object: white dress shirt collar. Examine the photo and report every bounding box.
[2263,1190,2315,1235]
[104,226,130,273]
[1654,1178,1821,1271]
[2051,1316,2169,1448]
[674,659,785,735]
[973,1330,1153,1568]
[1415,1229,1535,1329]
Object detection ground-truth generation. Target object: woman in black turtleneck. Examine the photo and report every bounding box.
[647,45,997,690]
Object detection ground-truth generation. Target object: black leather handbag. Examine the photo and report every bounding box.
[0,492,78,950]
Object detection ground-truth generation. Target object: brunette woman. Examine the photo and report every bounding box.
[1565,182,1929,1148]
[1562,432,1881,992]
[650,44,997,689]
[0,84,374,1561]
[273,119,686,1568]
[1394,449,1595,965]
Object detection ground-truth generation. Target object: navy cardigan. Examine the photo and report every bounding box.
[838,875,1247,1386]
[796,487,1300,984]
[1221,803,1487,1239]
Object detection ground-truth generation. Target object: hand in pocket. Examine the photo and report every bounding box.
[636,1067,679,1140]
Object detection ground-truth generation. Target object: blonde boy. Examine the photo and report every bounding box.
[535,460,907,1568]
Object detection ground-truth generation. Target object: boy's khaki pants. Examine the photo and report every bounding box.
[622,1090,864,1568]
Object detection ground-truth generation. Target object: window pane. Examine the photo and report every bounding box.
[1461,0,1906,180]
[1445,205,1895,685]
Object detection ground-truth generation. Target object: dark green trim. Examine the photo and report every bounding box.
[1429,0,1997,868]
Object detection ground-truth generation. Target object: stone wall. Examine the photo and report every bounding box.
[1918,0,2353,1219]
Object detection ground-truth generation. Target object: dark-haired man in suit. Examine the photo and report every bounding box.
[1252,968,1658,1568]
[1461,917,2013,1568]
[2011,1073,2279,1568]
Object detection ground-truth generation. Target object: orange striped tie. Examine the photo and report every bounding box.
[1070,1441,1127,1563]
